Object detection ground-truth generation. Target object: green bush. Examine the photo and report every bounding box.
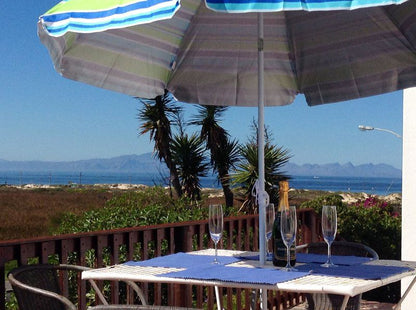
[300,194,401,302]
[300,194,401,259]
[299,193,345,215]
[339,197,401,260]
[54,186,208,234]
[345,196,401,302]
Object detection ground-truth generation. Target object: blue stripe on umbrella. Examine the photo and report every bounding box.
[205,0,408,11]
[42,0,179,22]
[44,6,180,36]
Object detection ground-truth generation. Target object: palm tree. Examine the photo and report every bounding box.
[190,105,238,207]
[232,121,291,213]
[137,90,183,197]
[213,138,240,207]
[171,133,209,200]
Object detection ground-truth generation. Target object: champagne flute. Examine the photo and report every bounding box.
[265,203,275,260]
[280,206,297,271]
[209,204,223,264]
[321,205,337,267]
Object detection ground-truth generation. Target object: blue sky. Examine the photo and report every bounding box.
[0,0,403,169]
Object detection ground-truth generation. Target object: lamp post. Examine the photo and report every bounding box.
[358,125,402,139]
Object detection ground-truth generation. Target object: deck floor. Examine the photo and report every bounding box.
[291,300,395,310]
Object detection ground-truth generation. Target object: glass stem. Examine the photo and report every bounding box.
[214,242,218,262]
[327,243,332,263]
[286,244,291,268]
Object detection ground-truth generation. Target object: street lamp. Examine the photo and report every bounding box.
[358,125,402,139]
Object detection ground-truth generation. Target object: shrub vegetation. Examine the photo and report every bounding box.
[300,193,401,302]
[54,186,239,234]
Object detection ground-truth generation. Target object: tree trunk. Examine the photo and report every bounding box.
[166,159,182,198]
[171,172,182,198]
[220,178,234,207]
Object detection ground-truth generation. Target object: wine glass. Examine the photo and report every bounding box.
[209,204,223,264]
[265,203,275,260]
[280,206,297,271]
[321,205,337,267]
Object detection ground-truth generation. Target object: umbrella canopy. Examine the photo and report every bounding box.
[38,0,416,271]
[38,0,416,107]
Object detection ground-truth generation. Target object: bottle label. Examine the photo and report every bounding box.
[274,241,296,260]
[274,241,286,261]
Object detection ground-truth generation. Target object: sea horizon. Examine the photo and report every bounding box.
[0,171,401,196]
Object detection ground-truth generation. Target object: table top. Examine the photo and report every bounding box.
[82,249,416,297]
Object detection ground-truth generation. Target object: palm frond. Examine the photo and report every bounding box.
[171,133,209,200]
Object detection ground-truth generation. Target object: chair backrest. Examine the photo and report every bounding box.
[303,241,379,259]
[8,264,81,310]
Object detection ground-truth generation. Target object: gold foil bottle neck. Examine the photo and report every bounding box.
[278,180,289,211]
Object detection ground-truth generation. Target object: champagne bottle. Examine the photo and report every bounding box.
[272,180,296,267]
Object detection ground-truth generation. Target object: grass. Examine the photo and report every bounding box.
[0,186,115,240]
[0,185,234,241]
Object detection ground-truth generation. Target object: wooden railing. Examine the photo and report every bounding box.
[0,209,320,310]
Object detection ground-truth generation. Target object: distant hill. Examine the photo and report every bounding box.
[0,153,401,178]
[0,154,166,174]
[285,162,401,178]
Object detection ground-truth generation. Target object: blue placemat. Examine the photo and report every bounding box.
[159,265,309,285]
[296,253,372,265]
[296,263,412,280]
[124,252,241,269]
[237,253,370,265]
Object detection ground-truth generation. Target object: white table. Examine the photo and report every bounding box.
[82,249,416,310]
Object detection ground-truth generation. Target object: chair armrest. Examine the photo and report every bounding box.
[123,280,148,305]
[8,272,77,310]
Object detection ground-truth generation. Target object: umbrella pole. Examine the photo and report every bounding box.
[258,12,268,310]
[257,11,266,268]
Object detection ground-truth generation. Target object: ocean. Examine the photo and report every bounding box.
[0,171,401,196]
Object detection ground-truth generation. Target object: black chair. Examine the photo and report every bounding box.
[8,264,200,310]
[299,241,379,310]
[8,264,107,310]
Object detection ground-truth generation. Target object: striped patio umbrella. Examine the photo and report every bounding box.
[38,0,416,272]
[38,0,416,107]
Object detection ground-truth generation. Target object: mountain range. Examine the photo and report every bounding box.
[0,153,401,178]
[285,162,401,178]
